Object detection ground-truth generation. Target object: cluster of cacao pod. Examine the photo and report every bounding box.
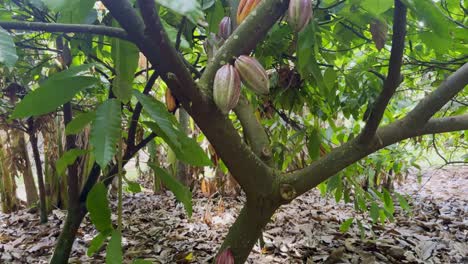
[213,55,269,114]
[288,0,313,33]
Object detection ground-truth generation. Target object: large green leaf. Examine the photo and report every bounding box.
[361,0,393,16]
[90,99,121,168]
[111,23,139,103]
[144,121,212,167]
[56,148,88,175]
[149,164,192,217]
[43,0,95,23]
[11,76,97,118]
[65,110,96,135]
[86,183,112,234]
[402,0,451,36]
[134,90,212,166]
[155,0,203,24]
[0,27,18,68]
[87,233,107,257]
[106,230,123,264]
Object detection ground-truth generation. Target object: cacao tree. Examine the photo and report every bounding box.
[0,0,466,263]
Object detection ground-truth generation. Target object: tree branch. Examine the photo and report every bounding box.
[234,96,272,163]
[403,63,468,128]
[281,114,468,199]
[358,0,407,144]
[0,21,129,40]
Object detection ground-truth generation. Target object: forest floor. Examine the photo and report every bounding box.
[0,166,467,264]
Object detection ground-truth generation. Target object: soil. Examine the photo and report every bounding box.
[0,166,467,263]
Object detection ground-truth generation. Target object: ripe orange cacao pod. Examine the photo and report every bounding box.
[216,248,235,264]
[218,16,232,40]
[234,55,269,95]
[288,0,313,33]
[213,65,241,114]
[165,88,177,113]
[237,0,261,24]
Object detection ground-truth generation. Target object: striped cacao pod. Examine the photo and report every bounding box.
[213,65,241,114]
[288,0,313,33]
[218,16,232,40]
[237,0,261,25]
[234,55,269,95]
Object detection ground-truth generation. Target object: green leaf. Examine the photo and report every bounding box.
[133,260,153,264]
[90,99,121,168]
[11,76,97,118]
[370,202,380,223]
[134,91,211,166]
[149,164,192,217]
[340,218,354,232]
[125,180,142,193]
[402,0,451,36]
[361,0,393,15]
[43,0,95,24]
[86,183,112,234]
[49,63,97,80]
[65,111,96,135]
[0,27,18,68]
[396,193,410,212]
[111,29,139,103]
[382,188,394,214]
[323,67,337,89]
[307,128,321,161]
[87,233,107,257]
[155,0,203,24]
[56,148,88,175]
[106,230,123,264]
[205,0,224,34]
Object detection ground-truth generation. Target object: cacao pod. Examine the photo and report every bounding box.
[234,55,269,95]
[216,248,235,264]
[218,16,232,40]
[213,65,241,114]
[237,0,261,25]
[288,0,313,33]
[165,88,177,113]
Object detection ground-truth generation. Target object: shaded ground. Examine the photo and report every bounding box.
[0,166,467,263]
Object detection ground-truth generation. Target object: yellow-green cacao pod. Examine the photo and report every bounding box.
[234,55,269,95]
[213,65,241,114]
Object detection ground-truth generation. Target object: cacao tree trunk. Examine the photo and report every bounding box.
[50,206,86,264]
[218,199,278,263]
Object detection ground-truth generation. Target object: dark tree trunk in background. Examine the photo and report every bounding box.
[176,108,190,186]
[27,118,48,223]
